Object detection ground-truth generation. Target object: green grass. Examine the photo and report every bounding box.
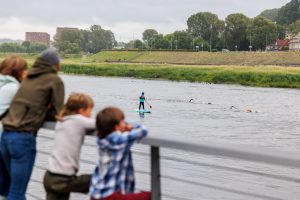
[87,51,146,62]
[61,63,300,88]
[87,51,300,66]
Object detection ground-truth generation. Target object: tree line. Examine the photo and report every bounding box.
[56,12,282,53]
[0,41,47,53]
[132,13,279,51]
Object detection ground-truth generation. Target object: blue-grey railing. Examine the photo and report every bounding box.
[27,122,300,200]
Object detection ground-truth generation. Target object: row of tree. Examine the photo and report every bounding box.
[0,42,47,53]
[127,13,280,51]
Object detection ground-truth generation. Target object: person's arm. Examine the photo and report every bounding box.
[51,79,65,114]
[109,124,148,148]
[45,79,65,121]
[0,83,19,117]
[82,117,96,135]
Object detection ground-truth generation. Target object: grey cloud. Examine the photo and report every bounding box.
[0,0,291,40]
[1,0,290,25]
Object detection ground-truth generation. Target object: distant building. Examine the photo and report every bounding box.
[266,39,290,51]
[285,31,293,40]
[289,33,300,51]
[25,32,50,47]
[55,27,79,41]
[275,39,290,50]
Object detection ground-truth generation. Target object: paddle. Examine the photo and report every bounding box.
[145,100,152,109]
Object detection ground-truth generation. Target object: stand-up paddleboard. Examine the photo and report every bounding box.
[135,109,151,113]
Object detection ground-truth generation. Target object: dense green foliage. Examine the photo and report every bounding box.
[0,42,47,53]
[247,17,277,50]
[275,0,300,25]
[260,0,300,27]
[225,14,250,50]
[187,12,225,50]
[142,29,158,45]
[259,9,279,21]
[54,25,116,54]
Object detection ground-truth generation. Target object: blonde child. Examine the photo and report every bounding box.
[90,107,150,200]
[43,93,95,200]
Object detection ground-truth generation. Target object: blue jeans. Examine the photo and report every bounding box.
[0,131,36,200]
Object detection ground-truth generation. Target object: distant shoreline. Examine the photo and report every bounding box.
[61,63,300,89]
[2,51,300,89]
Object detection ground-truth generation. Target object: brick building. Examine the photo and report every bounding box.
[25,32,50,47]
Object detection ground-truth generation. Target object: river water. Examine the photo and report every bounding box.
[29,74,300,200]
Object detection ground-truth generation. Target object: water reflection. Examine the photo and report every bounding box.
[139,112,145,118]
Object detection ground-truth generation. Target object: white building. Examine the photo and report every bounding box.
[289,33,300,51]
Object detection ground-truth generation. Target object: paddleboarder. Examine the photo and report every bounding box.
[139,92,152,110]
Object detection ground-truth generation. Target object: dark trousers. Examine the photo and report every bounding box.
[139,102,145,110]
[91,191,151,200]
[43,171,91,200]
[0,149,10,197]
[0,131,36,200]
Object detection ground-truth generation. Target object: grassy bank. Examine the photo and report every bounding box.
[89,51,300,66]
[61,63,300,88]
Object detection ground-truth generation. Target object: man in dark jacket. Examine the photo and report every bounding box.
[0,49,65,200]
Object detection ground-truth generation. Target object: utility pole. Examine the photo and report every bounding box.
[249,31,252,52]
[265,34,268,51]
[192,38,194,50]
[210,24,213,52]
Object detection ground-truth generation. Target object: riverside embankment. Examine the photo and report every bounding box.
[2,51,300,88]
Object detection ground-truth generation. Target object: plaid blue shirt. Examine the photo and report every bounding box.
[89,124,148,199]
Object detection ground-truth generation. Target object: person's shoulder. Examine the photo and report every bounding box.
[72,114,95,124]
[1,82,19,96]
[48,73,63,82]
[2,81,19,91]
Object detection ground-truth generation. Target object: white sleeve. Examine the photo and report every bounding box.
[0,84,19,116]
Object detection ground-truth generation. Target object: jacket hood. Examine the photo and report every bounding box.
[27,57,57,78]
[0,74,19,88]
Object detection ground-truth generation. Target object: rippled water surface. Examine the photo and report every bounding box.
[29,74,300,200]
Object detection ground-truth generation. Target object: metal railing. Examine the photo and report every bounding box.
[28,122,300,200]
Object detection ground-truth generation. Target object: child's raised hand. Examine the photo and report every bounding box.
[124,124,133,132]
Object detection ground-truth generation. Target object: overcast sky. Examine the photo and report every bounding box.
[0,0,290,41]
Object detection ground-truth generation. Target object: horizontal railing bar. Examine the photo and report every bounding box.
[42,122,300,169]
[162,193,193,200]
[143,137,300,169]
[36,134,300,183]
[161,175,284,200]
[159,155,300,183]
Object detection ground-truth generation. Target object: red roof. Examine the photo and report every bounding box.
[275,39,290,47]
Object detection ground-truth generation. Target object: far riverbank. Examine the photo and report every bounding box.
[61,63,300,89]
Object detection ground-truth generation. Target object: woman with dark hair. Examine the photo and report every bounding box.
[0,55,28,200]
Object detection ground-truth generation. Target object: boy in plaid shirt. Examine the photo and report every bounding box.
[90,107,151,200]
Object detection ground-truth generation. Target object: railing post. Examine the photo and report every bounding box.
[151,146,161,200]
